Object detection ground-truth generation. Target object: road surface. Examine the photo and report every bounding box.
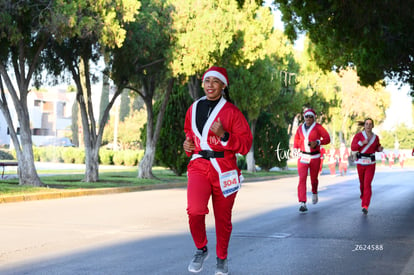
[0,166,413,275]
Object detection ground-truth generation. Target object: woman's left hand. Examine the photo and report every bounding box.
[210,117,225,138]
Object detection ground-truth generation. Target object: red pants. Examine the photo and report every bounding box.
[186,158,237,260]
[297,158,321,202]
[356,164,376,208]
[339,162,348,175]
[328,163,336,175]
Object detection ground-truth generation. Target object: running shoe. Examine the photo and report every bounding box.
[299,202,308,212]
[215,257,228,275]
[188,247,209,273]
[312,193,318,204]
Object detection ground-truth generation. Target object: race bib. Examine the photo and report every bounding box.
[300,154,311,164]
[219,169,240,197]
[358,157,372,165]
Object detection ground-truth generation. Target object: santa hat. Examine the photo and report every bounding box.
[202,66,229,86]
[303,108,316,117]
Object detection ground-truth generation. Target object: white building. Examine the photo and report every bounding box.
[0,87,76,147]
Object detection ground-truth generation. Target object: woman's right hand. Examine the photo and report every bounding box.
[183,137,195,153]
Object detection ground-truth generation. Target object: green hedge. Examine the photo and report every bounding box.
[0,149,15,160]
[31,147,144,166]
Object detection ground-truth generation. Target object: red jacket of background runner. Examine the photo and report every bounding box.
[293,123,331,153]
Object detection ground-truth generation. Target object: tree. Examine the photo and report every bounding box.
[110,0,174,178]
[99,56,110,123]
[254,112,290,170]
[71,94,80,147]
[45,0,140,182]
[153,83,193,176]
[119,89,130,122]
[229,58,283,172]
[380,124,414,149]
[273,0,414,98]
[170,0,241,99]
[118,108,147,150]
[334,68,390,144]
[291,38,390,148]
[227,17,300,172]
[171,1,298,172]
[0,1,74,186]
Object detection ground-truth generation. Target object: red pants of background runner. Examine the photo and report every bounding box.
[356,164,376,208]
[328,163,336,175]
[297,158,321,202]
[187,158,237,260]
[339,163,348,175]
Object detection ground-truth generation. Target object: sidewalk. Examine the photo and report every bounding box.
[0,167,296,204]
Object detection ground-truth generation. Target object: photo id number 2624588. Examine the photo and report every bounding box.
[352,244,383,252]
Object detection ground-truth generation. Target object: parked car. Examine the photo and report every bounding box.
[39,137,75,147]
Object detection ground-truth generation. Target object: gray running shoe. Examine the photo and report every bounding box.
[362,207,368,215]
[299,202,308,212]
[215,257,228,275]
[188,247,209,273]
[312,193,318,204]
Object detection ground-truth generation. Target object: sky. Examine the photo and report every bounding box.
[382,82,413,130]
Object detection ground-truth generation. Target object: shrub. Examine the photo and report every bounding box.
[122,150,136,166]
[0,149,15,160]
[237,154,247,170]
[62,147,76,163]
[112,151,125,166]
[73,149,85,164]
[99,150,114,165]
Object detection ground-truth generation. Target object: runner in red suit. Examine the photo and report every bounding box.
[351,118,383,215]
[183,66,252,274]
[327,147,338,176]
[293,108,331,212]
[397,152,406,168]
[381,152,386,166]
[338,143,349,176]
[388,151,395,168]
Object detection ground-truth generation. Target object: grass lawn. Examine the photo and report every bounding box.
[0,166,297,197]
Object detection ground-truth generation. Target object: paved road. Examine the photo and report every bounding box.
[0,167,413,275]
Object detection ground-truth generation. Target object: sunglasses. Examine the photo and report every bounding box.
[305,115,314,118]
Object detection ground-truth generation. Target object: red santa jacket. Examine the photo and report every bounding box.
[351,131,381,154]
[293,122,331,159]
[184,96,252,176]
[328,149,338,164]
[339,147,349,164]
[351,131,382,165]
